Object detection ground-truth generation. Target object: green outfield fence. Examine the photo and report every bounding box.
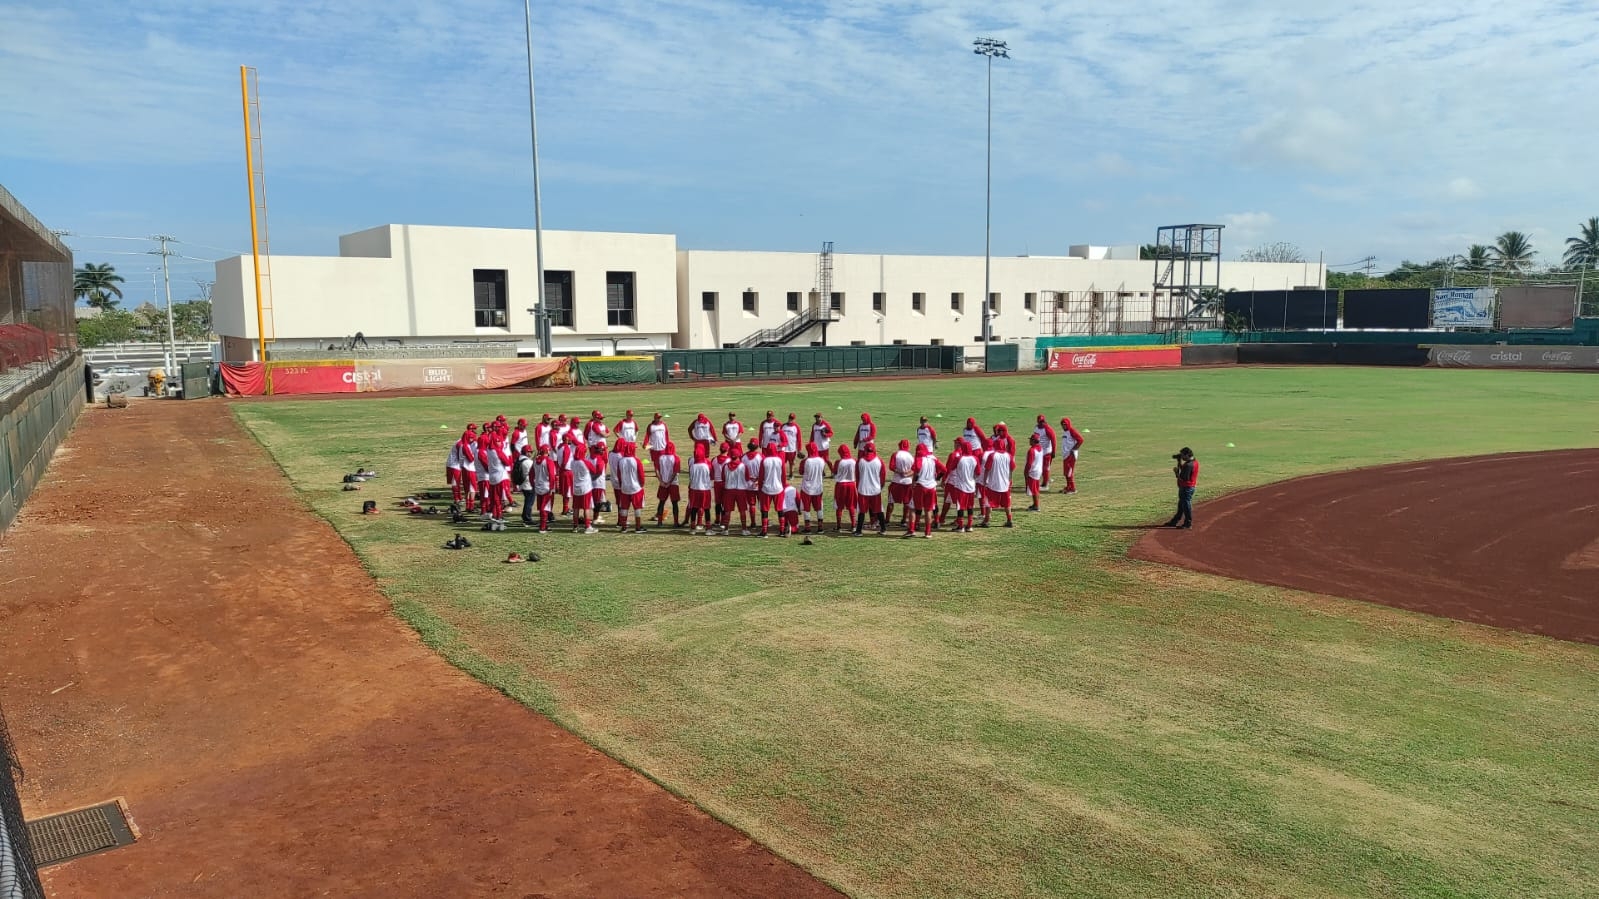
[660,345,962,382]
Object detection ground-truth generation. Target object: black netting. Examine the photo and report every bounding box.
[0,703,45,899]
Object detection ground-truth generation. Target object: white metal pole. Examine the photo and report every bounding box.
[523,0,550,356]
[156,237,177,375]
[982,52,993,354]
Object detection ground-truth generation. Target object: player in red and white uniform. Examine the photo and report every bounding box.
[916,416,938,453]
[798,443,827,533]
[645,412,670,473]
[981,440,1016,528]
[854,443,886,535]
[524,444,558,531]
[887,439,915,526]
[722,412,744,446]
[446,426,473,509]
[906,443,946,538]
[991,422,1017,457]
[1058,416,1086,494]
[962,418,983,451]
[584,410,609,449]
[758,411,780,448]
[606,441,624,519]
[711,443,729,531]
[853,412,877,454]
[942,441,980,532]
[1033,415,1057,489]
[758,442,787,537]
[553,414,572,449]
[722,444,750,534]
[613,442,647,533]
[567,440,596,533]
[690,413,716,455]
[831,445,858,532]
[616,410,640,447]
[778,483,801,537]
[478,432,512,531]
[780,414,802,476]
[653,440,682,527]
[687,444,714,533]
[586,444,609,526]
[557,431,581,516]
[1024,434,1046,511]
[532,413,554,451]
[810,413,833,462]
[511,418,530,456]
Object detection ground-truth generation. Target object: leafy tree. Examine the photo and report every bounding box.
[76,308,141,347]
[171,301,213,341]
[73,262,125,310]
[1491,231,1535,273]
[1563,217,1599,269]
[1139,243,1175,260]
[1239,242,1305,264]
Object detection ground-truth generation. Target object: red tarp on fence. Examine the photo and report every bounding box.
[1048,347,1182,372]
[220,362,266,396]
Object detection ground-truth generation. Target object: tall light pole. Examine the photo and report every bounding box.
[974,37,1008,360]
[150,235,179,375]
[523,0,551,356]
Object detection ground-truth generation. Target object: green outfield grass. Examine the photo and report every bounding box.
[234,367,1599,899]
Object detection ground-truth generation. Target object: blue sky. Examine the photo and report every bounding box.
[3,0,1596,304]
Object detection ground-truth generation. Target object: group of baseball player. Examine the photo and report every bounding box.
[445,409,1085,538]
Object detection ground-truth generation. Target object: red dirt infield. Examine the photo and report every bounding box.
[1132,449,1599,645]
[0,401,838,898]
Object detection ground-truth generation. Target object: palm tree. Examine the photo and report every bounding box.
[1563,217,1599,269]
[1462,244,1493,272]
[1490,231,1535,273]
[73,262,125,310]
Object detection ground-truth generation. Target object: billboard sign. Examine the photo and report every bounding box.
[1431,288,1495,328]
[1428,346,1599,369]
[1047,347,1181,372]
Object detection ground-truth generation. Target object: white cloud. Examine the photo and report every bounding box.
[1445,177,1483,200]
[1222,211,1275,243]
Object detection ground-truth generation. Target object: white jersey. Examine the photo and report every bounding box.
[568,454,593,494]
[591,455,608,490]
[585,422,608,447]
[1026,448,1045,480]
[711,456,727,485]
[759,420,779,446]
[607,451,623,489]
[914,455,939,488]
[760,455,785,495]
[833,457,857,484]
[482,447,509,485]
[554,423,572,447]
[800,456,827,496]
[532,457,554,495]
[962,427,982,449]
[446,442,466,471]
[947,455,979,494]
[656,453,681,486]
[856,457,885,496]
[779,485,799,513]
[856,422,873,446]
[984,450,1014,492]
[916,426,936,451]
[780,423,800,453]
[691,420,714,443]
[723,458,749,490]
[891,450,915,485]
[1059,428,1079,455]
[811,422,831,451]
[744,453,762,485]
[511,429,529,454]
[533,423,553,449]
[1034,425,1053,455]
[723,421,743,442]
[646,422,668,452]
[689,460,713,491]
[617,419,639,443]
[616,456,644,495]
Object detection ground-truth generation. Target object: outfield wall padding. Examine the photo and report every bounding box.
[660,345,960,381]
[1224,291,1338,330]
[1429,345,1599,369]
[1,353,85,533]
[1331,344,1430,366]
[1237,343,1338,365]
[222,357,571,396]
[1047,347,1182,371]
[1181,344,1239,365]
[1498,287,1577,329]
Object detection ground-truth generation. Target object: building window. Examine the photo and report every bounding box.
[1024,292,1036,311]
[951,292,964,312]
[872,292,885,312]
[930,338,944,346]
[830,291,843,313]
[850,339,866,346]
[892,338,907,345]
[702,291,717,311]
[606,271,636,327]
[912,292,925,313]
[1054,293,1066,311]
[787,291,801,312]
[742,290,758,314]
[473,269,508,328]
[989,292,1000,313]
[543,270,574,328]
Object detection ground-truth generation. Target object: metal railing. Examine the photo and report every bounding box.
[734,307,838,348]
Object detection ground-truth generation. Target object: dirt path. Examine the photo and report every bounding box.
[1131,449,1599,645]
[0,401,839,898]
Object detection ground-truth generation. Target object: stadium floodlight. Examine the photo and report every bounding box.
[523,0,551,356]
[973,37,1009,359]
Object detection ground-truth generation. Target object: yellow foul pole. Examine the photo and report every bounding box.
[241,66,268,368]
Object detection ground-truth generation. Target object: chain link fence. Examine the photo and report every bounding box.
[0,703,45,899]
[1,184,75,398]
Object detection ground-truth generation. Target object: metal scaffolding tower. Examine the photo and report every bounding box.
[1151,224,1223,330]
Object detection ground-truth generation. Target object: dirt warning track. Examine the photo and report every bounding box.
[0,401,838,898]
[1132,449,1599,646]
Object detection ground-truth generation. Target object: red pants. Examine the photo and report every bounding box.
[657,484,681,502]
[1062,451,1077,489]
[1026,476,1041,497]
[984,486,1012,509]
[833,483,857,513]
[759,492,780,513]
[782,510,800,529]
[950,489,975,511]
[858,493,883,516]
[688,488,712,511]
[800,492,823,512]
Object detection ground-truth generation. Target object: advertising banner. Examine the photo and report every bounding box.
[1431,288,1495,328]
[267,362,357,395]
[1498,286,1577,329]
[1048,347,1181,372]
[350,358,569,392]
[1429,346,1599,369]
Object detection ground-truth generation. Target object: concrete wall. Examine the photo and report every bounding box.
[1,353,86,533]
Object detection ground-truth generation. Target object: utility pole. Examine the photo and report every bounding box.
[149,235,179,375]
[974,37,1009,363]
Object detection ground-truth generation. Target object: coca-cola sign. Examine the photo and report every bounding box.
[1429,345,1599,369]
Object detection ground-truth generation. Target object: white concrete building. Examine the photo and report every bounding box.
[212,224,1325,361]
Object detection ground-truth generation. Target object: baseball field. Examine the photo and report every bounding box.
[233,367,1599,898]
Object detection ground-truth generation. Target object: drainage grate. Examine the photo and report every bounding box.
[25,801,135,867]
